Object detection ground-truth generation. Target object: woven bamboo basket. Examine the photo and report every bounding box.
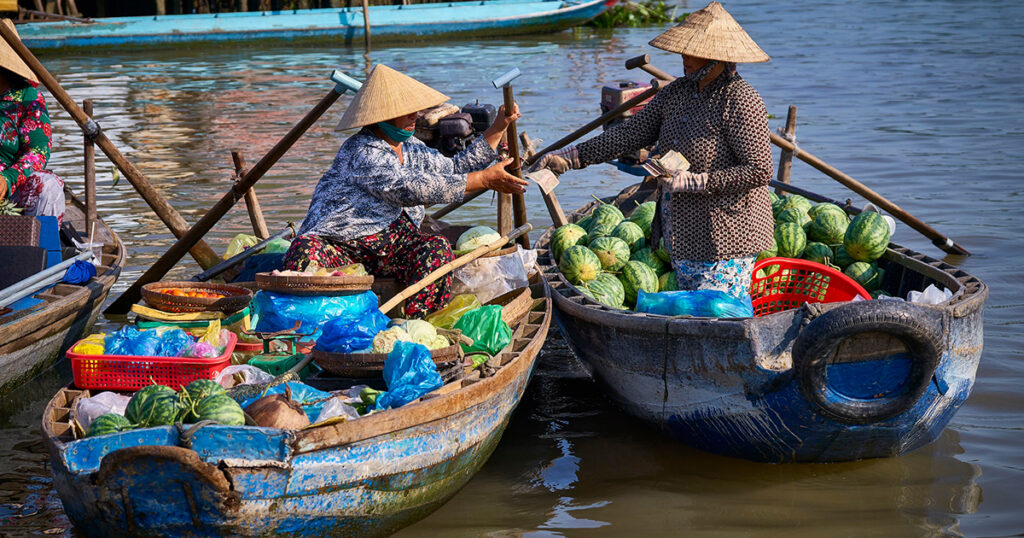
[140,282,253,313]
[312,343,461,378]
[255,272,374,296]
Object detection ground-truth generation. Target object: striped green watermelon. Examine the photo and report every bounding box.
[611,221,646,252]
[180,379,228,422]
[808,202,846,220]
[588,236,631,272]
[550,224,588,263]
[771,198,786,219]
[630,247,669,275]
[192,394,245,426]
[583,272,625,308]
[619,261,658,307]
[776,207,811,229]
[756,235,777,263]
[774,222,807,258]
[832,244,856,269]
[654,237,671,264]
[587,221,617,242]
[807,210,849,245]
[590,201,624,229]
[125,384,182,428]
[658,271,678,292]
[576,214,594,232]
[627,201,656,237]
[781,194,813,214]
[803,242,834,265]
[559,245,602,284]
[769,191,780,204]
[845,262,879,290]
[844,211,891,262]
[86,413,135,438]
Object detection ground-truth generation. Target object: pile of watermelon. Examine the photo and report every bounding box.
[86,379,245,438]
[550,198,673,310]
[761,192,892,296]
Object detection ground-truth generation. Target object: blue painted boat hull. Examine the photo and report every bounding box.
[18,0,616,50]
[538,190,988,463]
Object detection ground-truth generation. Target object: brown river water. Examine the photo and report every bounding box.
[2,0,1023,535]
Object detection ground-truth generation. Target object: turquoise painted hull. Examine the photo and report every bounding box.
[18,0,616,50]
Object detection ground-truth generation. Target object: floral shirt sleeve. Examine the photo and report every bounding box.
[0,84,51,197]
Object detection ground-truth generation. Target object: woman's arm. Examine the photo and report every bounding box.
[575,88,664,166]
[1,89,51,198]
[704,88,773,195]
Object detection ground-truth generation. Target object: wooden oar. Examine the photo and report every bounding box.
[379,223,532,314]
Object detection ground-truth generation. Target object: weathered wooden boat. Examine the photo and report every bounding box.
[17,0,616,50]
[42,275,551,536]
[0,195,125,396]
[536,179,987,463]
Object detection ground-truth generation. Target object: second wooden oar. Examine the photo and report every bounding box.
[379,223,532,314]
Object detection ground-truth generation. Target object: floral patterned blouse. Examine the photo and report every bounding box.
[299,127,498,242]
[0,82,51,197]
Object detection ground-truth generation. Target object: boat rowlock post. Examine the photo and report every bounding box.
[775,105,797,192]
[231,151,270,239]
[82,99,96,237]
[492,67,530,248]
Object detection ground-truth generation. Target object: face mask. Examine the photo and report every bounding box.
[376,121,414,143]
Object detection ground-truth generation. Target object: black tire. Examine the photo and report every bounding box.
[792,300,945,425]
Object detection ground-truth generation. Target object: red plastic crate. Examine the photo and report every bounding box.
[68,332,237,391]
[750,257,870,317]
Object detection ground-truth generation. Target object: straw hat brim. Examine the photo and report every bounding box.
[336,64,449,131]
[649,1,769,63]
[0,20,38,83]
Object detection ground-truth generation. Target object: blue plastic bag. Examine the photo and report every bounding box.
[636,289,754,318]
[317,308,389,353]
[252,290,380,340]
[62,260,96,284]
[374,341,443,411]
[103,326,196,356]
[236,381,333,422]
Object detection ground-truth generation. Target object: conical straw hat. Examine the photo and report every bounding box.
[335,64,449,131]
[0,20,38,83]
[649,2,769,63]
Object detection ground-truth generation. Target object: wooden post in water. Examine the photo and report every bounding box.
[775,105,797,193]
[361,0,371,50]
[82,99,96,238]
[231,151,270,239]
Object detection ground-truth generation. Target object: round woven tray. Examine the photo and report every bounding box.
[141,282,253,313]
[312,343,460,378]
[255,272,374,296]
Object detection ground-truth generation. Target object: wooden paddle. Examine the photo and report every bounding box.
[379,223,532,314]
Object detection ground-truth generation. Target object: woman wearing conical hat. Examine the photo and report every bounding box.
[285,64,527,318]
[0,20,65,222]
[536,2,773,300]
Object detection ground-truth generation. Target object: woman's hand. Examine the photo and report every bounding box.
[528,146,581,175]
[482,104,522,149]
[660,170,709,193]
[466,157,528,194]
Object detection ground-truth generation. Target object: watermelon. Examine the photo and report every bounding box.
[807,210,849,245]
[654,237,671,264]
[611,221,646,252]
[769,191,780,204]
[845,262,880,290]
[180,379,228,422]
[844,211,891,262]
[559,245,602,284]
[590,201,624,229]
[774,222,807,259]
[631,247,669,275]
[808,202,846,220]
[803,242,834,266]
[658,271,678,292]
[776,207,811,229]
[771,198,786,219]
[780,194,813,214]
[619,261,658,307]
[755,263,781,280]
[756,234,777,263]
[125,384,181,428]
[583,272,626,308]
[550,224,588,263]
[576,214,594,232]
[832,244,856,269]
[587,221,617,241]
[191,394,245,426]
[588,236,631,272]
[627,201,656,237]
[86,413,134,438]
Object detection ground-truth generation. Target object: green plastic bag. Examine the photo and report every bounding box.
[453,305,511,356]
[263,238,292,254]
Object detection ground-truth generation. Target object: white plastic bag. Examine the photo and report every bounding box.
[452,247,531,303]
[75,392,131,431]
[314,397,361,423]
[216,364,275,388]
[908,284,952,305]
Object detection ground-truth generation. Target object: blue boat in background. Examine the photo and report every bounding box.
[16,0,616,50]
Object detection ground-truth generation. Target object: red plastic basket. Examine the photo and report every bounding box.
[68,332,237,391]
[750,257,871,317]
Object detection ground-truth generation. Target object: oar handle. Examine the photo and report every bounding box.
[378,223,532,314]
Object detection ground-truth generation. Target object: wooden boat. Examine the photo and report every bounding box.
[17,0,617,50]
[0,195,125,396]
[42,276,551,535]
[536,179,988,463]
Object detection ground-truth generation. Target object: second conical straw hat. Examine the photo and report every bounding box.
[649,2,769,63]
[335,64,449,131]
[0,20,38,83]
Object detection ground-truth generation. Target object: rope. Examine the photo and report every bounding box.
[776,127,799,157]
[82,119,102,141]
[177,420,219,449]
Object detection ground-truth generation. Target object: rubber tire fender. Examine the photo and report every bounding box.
[792,299,945,425]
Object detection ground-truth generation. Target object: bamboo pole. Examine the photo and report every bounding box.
[0,22,222,270]
[83,99,96,237]
[231,151,270,239]
[379,223,532,314]
[775,105,797,192]
[501,85,530,249]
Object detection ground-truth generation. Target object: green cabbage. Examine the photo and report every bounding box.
[424,334,451,350]
[402,320,437,342]
[455,226,500,252]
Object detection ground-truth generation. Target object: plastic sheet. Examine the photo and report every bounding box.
[225,233,260,259]
[216,364,275,388]
[452,247,533,303]
[62,260,96,284]
[315,396,361,423]
[453,304,512,356]
[636,289,754,318]
[317,308,389,353]
[425,293,481,329]
[374,341,443,410]
[252,289,380,340]
[908,284,952,305]
[75,391,131,430]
